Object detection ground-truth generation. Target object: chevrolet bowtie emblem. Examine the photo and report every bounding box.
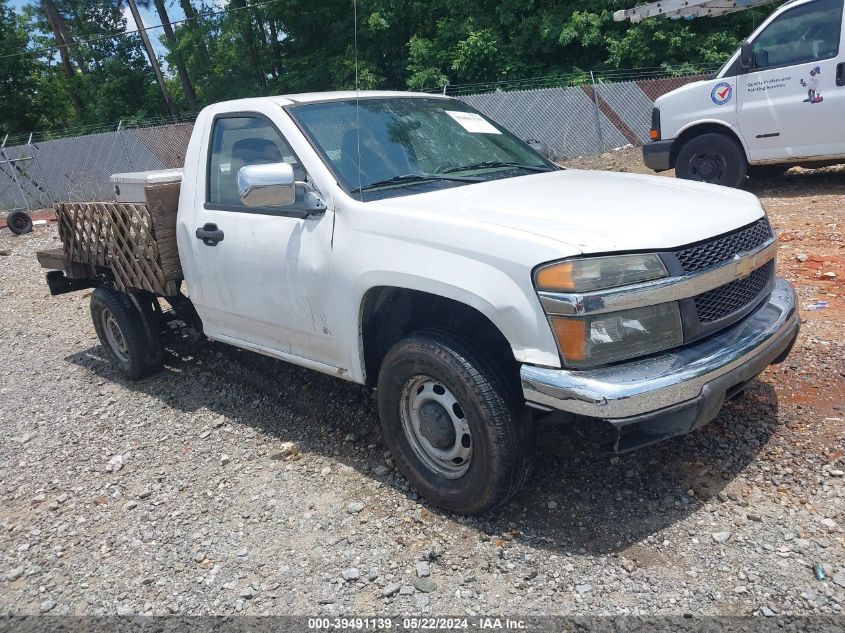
[735,255,755,278]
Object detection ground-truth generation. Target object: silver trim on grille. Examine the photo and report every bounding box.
[539,237,777,316]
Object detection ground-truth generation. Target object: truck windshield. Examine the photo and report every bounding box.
[287,97,557,201]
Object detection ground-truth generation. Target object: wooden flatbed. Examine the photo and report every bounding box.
[36,182,183,297]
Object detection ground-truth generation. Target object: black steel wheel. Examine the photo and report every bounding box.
[676,133,747,188]
[6,210,32,236]
[90,287,163,380]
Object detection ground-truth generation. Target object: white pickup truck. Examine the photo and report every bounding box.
[644,0,845,187]
[39,91,799,514]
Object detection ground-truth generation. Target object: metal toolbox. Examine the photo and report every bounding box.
[110,168,183,203]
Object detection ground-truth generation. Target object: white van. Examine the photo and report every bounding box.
[644,0,845,186]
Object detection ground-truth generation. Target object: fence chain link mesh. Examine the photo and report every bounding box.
[0,68,718,214]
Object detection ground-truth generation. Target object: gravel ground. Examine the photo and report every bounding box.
[1,155,843,618]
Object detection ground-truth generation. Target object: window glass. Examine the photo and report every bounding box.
[288,98,554,201]
[752,0,842,70]
[207,116,303,207]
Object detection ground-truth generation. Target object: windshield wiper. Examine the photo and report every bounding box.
[351,173,481,194]
[443,160,554,174]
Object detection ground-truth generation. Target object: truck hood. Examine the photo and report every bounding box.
[373,169,765,254]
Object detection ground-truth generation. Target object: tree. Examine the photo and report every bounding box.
[26,0,169,127]
[150,0,198,111]
[178,0,210,70]
[0,2,43,136]
[2,0,785,136]
[231,0,267,93]
[126,0,178,118]
[41,0,84,116]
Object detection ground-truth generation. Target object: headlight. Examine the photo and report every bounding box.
[550,302,683,368]
[535,254,668,292]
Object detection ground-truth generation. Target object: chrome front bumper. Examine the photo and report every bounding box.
[521,278,799,425]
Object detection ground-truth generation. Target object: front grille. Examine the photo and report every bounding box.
[675,219,773,273]
[693,260,775,323]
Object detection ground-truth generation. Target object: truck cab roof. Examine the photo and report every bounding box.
[209,90,447,110]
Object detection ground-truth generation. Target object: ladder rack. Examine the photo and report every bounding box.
[614,0,783,22]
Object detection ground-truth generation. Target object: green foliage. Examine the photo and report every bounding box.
[0,0,44,137]
[0,0,784,136]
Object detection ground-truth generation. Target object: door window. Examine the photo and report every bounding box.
[207,116,304,208]
[751,0,842,70]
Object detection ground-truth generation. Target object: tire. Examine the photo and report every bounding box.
[377,329,534,515]
[748,164,789,179]
[675,133,748,188]
[90,287,163,380]
[6,210,32,236]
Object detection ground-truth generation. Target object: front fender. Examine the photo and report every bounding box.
[352,268,560,367]
[673,119,749,156]
[333,238,564,383]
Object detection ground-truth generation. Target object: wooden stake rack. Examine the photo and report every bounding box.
[36,182,182,297]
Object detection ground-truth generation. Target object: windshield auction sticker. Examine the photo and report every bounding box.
[446,111,502,134]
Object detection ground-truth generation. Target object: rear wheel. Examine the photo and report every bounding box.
[90,287,163,380]
[676,133,747,188]
[377,329,533,515]
[6,210,32,236]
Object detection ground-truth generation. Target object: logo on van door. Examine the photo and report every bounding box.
[800,67,824,104]
[711,82,734,105]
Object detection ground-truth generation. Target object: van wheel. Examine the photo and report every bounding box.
[90,287,163,380]
[6,210,32,235]
[676,133,747,188]
[377,329,533,515]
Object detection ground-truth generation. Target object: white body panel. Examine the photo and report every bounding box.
[656,79,742,147]
[175,92,768,384]
[656,0,845,164]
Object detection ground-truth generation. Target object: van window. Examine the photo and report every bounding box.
[751,0,842,70]
[207,116,304,208]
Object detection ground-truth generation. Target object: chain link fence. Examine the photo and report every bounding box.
[0,119,194,213]
[0,65,721,213]
[455,66,721,160]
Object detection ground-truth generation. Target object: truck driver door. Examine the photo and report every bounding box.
[187,111,342,369]
[737,0,845,162]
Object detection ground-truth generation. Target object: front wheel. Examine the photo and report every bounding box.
[377,329,533,514]
[675,133,747,188]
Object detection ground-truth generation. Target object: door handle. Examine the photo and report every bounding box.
[837,62,845,87]
[195,222,224,246]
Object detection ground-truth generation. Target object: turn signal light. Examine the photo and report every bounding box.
[535,261,576,292]
[534,255,667,293]
[550,317,587,362]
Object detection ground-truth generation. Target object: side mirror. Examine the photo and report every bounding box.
[237,162,295,207]
[526,139,554,161]
[740,41,754,71]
